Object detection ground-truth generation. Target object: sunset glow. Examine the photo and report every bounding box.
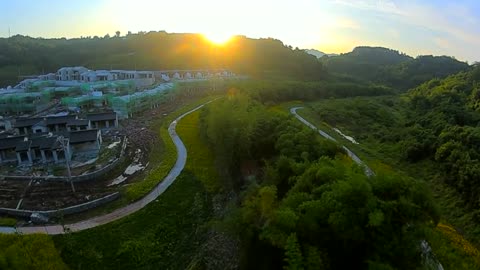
[203,32,232,45]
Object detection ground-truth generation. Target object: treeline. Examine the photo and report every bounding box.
[227,79,393,104]
[403,67,480,209]
[0,32,325,87]
[199,94,439,269]
[322,46,470,91]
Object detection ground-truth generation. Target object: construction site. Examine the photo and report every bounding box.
[0,66,238,224]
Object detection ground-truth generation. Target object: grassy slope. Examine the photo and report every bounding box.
[290,97,480,269]
[0,234,68,270]
[175,110,220,193]
[54,103,219,269]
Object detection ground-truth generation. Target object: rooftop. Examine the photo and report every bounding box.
[69,129,99,143]
[0,136,25,150]
[45,115,76,125]
[14,118,43,128]
[86,112,117,122]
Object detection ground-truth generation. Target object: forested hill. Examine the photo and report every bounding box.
[0,32,325,87]
[322,46,470,90]
[401,66,480,208]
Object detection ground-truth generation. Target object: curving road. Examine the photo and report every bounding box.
[2,100,216,235]
[290,107,375,177]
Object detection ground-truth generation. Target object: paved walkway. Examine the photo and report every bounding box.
[6,101,214,235]
[290,107,375,177]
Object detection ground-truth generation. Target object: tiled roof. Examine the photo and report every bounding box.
[15,140,31,152]
[13,118,43,128]
[69,129,99,144]
[67,119,89,126]
[86,112,117,122]
[0,136,24,150]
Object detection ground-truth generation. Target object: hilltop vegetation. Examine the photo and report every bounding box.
[0,32,325,87]
[322,46,470,90]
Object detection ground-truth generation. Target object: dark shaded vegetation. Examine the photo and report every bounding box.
[199,94,439,269]
[322,46,470,91]
[228,79,393,105]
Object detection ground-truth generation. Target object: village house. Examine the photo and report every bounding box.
[68,129,102,160]
[56,67,90,81]
[87,112,119,129]
[0,128,102,166]
[12,112,117,136]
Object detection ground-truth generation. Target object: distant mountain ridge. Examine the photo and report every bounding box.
[304,49,338,58]
[321,46,470,90]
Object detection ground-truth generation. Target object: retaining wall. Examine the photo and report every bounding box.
[0,192,120,218]
[0,136,127,183]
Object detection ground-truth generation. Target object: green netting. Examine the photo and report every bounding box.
[0,92,48,114]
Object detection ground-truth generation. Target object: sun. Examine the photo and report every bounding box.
[203,32,232,45]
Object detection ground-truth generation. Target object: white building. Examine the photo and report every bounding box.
[56,67,90,81]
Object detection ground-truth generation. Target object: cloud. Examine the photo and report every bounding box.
[331,0,405,15]
[331,0,480,56]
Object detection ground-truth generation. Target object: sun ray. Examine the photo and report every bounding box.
[203,32,232,45]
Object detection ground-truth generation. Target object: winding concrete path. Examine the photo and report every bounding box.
[1,100,215,235]
[290,107,375,177]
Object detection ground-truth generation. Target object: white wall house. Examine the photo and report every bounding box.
[56,67,90,81]
[39,73,56,81]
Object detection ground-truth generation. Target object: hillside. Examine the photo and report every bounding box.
[322,46,470,90]
[0,32,325,87]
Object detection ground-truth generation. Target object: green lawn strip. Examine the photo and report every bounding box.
[124,95,223,201]
[0,234,68,270]
[176,109,220,193]
[0,217,16,227]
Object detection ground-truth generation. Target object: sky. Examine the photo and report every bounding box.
[1,0,479,62]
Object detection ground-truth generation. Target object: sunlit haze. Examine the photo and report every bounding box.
[1,0,479,62]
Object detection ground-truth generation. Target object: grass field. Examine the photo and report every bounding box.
[125,95,222,201]
[53,101,221,269]
[0,234,68,270]
[176,109,220,193]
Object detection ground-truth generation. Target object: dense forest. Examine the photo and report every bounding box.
[322,46,470,90]
[195,93,440,269]
[305,67,480,212]
[405,67,480,208]
[297,65,480,255]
